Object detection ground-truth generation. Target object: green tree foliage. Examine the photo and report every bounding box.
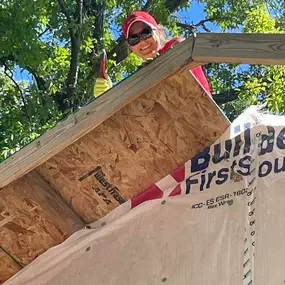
[0,0,285,160]
[203,2,285,119]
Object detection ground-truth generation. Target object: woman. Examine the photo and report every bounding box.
[94,11,211,97]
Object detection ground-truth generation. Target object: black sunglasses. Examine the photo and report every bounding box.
[127,28,153,47]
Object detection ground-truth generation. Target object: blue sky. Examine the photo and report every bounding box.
[178,2,220,32]
[179,2,207,25]
[14,2,217,82]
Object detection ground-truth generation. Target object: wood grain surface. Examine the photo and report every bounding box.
[37,70,229,223]
[0,248,21,284]
[0,172,84,266]
[193,33,285,65]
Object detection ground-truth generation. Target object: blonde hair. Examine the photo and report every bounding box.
[154,24,167,49]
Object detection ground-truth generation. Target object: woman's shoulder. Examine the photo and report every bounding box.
[158,37,185,53]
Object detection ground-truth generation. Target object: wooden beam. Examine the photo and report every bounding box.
[21,171,85,234]
[1,33,285,189]
[192,33,285,65]
[0,171,85,265]
[0,37,198,189]
[0,248,22,284]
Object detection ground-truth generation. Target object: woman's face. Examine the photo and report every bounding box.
[128,21,160,59]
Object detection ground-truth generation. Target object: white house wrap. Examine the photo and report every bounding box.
[4,107,285,285]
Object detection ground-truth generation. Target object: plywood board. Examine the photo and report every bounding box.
[0,248,21,284]
[37,70,229,223]
[0,37,198,189]
[0,172,84,265]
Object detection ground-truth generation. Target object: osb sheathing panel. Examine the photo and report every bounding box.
[0,249,21,284]
[0,172,84,266]
[37,70,229,223]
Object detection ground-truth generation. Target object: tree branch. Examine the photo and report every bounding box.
[65,0,83,111]
[57,0,72,24]
[212,90,239,104]
[76,0,83,27]
[38,26,51,38]
[57,0,77,44]
[143,0,153,11]
[107,35,129,64]
[1,61,25,104]
[1,56,48,92]
[25,67,47,91]
[194,18,215,29]
[212,81,273,105]
[165,0,189,12]
[177,18,215,33]
[1,60,31,122]
[89,1,105,78]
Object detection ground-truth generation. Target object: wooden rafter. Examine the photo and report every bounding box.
[192,33,285,65]
[0,33,285,189]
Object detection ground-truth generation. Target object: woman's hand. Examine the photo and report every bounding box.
[93,49,112,97]
[93,74,112,97]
